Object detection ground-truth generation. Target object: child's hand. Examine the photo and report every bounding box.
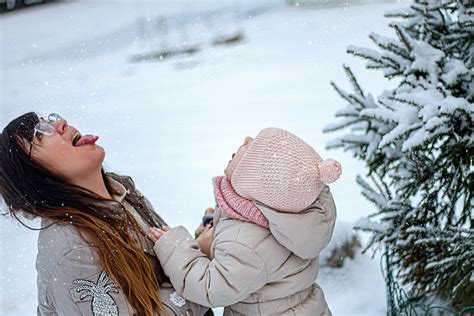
[196,226,214,258]
[148,226,171,242]
[195,207,215,238]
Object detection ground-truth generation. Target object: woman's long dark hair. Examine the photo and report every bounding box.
[0,112,163,315]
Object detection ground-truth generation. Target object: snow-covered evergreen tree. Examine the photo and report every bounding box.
[324,0,473,309]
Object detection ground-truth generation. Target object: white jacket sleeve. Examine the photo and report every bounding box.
[154,226,267,308]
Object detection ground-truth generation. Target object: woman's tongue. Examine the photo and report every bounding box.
[75,135,99,147]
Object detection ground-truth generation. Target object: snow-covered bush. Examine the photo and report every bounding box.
[324,0,473,310]
[320,221,362,268]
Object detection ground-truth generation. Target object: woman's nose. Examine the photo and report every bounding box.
[52,119,68,134]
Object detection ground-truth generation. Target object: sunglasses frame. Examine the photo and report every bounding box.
[28,113,64,159]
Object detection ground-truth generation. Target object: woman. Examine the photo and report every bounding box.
[0,112,210,316]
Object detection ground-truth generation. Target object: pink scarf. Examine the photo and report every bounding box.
[213,176,269,229]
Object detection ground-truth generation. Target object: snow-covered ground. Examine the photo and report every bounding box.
[1,0,409,315]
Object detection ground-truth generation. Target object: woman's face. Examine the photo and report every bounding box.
[224,136,253,178]
[24,114,104,182]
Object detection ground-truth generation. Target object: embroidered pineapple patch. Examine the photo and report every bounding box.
[170,291,186,307]
[74,271,119,316]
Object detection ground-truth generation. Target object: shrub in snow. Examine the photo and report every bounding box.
[324,0,473,310]
[320,221,362,269]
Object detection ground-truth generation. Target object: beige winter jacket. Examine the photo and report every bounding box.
[36,173,210,316]
[154,184,337,315]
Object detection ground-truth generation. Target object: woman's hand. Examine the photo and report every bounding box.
[196,226,214,258]
[148,226,171,242]
[195,207,215,238]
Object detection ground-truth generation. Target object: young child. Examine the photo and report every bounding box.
[150,127,341,315]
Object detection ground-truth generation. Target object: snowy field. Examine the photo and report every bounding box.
[1,0,409,315]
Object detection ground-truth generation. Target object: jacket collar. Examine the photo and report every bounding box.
[104,172,168,229]
[105,175,129,203]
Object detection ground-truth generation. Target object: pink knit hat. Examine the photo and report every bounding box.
[230,127,342,213]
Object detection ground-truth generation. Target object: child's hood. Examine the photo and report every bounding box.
[255,185,337,260]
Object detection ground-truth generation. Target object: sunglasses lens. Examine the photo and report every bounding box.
[48,113,63,122]
[35,122,55,136]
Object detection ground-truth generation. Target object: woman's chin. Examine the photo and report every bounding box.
[85,145,106,165]
[95,146,106,162]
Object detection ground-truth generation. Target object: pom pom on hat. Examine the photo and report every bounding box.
[318,158,342,184]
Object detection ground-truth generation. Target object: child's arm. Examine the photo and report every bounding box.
[196,226,214,258]
[151,226,267,308]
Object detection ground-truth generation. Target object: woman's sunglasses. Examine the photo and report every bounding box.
[28,113,65,159]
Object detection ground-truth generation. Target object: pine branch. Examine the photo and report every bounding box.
[343,64,365,97]
[391,23,414,51]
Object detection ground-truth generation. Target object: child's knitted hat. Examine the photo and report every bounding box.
[230,127,341,213]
